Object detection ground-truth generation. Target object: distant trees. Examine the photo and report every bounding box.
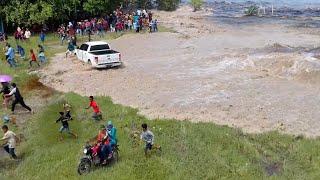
[0,0,181,27]
[84,0,120,16]
[190,0,203,11]
[156,0,180,11]
[0,0,120,26]
[125,0,179,11]
[1,0,54,26]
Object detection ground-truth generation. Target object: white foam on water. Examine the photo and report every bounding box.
[206,0,320,8]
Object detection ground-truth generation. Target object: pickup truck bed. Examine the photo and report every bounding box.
[90,50,119,55]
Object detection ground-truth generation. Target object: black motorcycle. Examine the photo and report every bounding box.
[77,143,119,175]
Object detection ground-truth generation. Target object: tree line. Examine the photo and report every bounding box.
[0,0,180,27]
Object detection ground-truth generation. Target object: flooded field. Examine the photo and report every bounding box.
[41,5,320,137]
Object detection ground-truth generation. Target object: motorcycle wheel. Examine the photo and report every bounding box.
[78,160,91,175]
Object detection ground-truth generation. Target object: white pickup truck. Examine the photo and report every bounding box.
[76,41,122,68]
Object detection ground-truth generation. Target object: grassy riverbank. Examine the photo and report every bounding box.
[2,93,320,179]
[1,31,320,180]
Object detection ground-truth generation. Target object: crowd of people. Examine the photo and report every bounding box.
[12,27,33,41]
[0,8,159,161]
[3,41,46,68]
[57,8,158,44]
[0,89,156,161]
[53,95,155,164]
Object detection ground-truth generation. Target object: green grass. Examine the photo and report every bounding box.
[0,93,320,179]
[1,32,320,180]
[0,34,64,85]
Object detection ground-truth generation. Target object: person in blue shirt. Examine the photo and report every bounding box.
[38,44,46,63]
[66,41,75,58]
[154,19,158,32]
[17,45,25,60]
[39,31,45,44]
[106,120,117,147]
[5,44,16,68]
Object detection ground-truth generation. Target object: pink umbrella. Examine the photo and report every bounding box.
[0,75,12,83]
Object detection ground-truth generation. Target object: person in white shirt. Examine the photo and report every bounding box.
[137,9,141,16]
[1,125,18,159]
[6,83,32,114]
[25,29,31,40]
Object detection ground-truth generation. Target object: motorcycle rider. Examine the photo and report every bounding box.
[97,125,112,164]
[106,120,117,147]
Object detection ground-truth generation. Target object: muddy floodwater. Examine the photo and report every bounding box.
[41,5,320,137]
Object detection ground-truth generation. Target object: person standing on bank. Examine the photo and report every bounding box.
[6,83,32,114]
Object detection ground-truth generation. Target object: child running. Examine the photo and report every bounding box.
[56,112,77,140]
[29,49,40,68]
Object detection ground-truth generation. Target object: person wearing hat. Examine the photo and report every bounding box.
[63,102,72,120]
[6,83,32,114]
[106,120,117,147]
[56,111,77,140]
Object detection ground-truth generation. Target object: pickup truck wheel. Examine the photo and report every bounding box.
[117,63,125,69]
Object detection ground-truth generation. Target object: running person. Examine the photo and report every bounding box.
[56,112,77,140]
[29,49,40,68]
[6,83,32,114]
[1,125,18,159]
[86,96,102,121]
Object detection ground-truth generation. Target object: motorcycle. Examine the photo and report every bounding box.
[77,143,119,175]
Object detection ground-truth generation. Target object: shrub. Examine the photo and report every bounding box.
[245,5,259,16]
[190,0,203,12]
[157,0,180,11]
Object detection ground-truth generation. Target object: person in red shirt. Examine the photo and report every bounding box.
[29,49,40,68]
[86,96,102,121]
[96,125,112,164]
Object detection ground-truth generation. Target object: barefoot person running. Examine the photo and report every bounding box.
[6,83,32,114]
[56,112,77,140]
